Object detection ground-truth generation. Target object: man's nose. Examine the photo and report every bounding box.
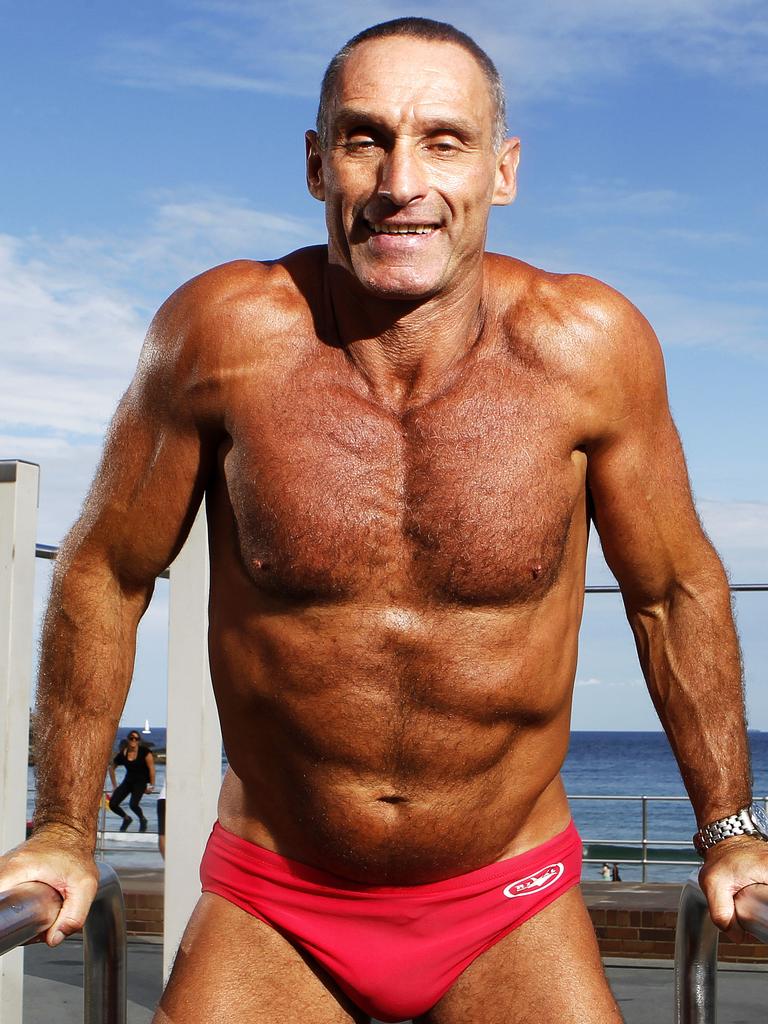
[378,141,428,206]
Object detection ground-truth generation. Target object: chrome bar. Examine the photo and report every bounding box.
[0,881,61,954]
[83,865,127,1024]
[584,584,768,593]
[570,794,692,801]
[675,874,768,1023]
[33,543,58,562]
[675,874,718,1023]
[0,862,127,1024]
[583,839,693,846]
[585,858,700,868]
[642,796,649,881]
[35,543,170,578]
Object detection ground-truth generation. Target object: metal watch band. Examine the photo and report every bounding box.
[693,805,768,856]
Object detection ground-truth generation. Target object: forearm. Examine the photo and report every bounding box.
[629,564,749,825]
[33,552,152,845]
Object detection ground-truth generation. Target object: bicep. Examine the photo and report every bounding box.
[62,305,217,592]
[585,316,718,609]
[82,387,209,585]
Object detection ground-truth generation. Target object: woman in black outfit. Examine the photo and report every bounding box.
[108,730,155,832]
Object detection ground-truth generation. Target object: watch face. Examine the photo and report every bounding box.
[750,804,768,835]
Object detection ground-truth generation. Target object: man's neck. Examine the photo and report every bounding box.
[326,262,488,413]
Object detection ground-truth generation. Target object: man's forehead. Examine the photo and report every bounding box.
[332,37,491,114]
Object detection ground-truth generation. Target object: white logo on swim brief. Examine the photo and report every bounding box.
[502,862,564,899]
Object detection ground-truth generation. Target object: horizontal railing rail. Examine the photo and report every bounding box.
[0,862,127,1024]
[35,543,169,578]
[675,873,768,1023]
[571,794,768,881]
[24,787,160,857]
[0,880,61,953]
[34,543,768,592]
[22,787,768,880]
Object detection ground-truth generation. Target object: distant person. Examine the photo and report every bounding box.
[600,863,611,881]
[108,730,155,832]
[611,864,622,882]
[157,782,166,859]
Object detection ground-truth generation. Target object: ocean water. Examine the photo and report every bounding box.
[563,731,768,882]
[25,730,768,882]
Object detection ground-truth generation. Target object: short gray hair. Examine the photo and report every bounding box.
[316,18,507,151]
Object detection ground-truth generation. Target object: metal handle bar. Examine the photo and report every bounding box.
[0,862,127,1024]
[675,874,768,1023]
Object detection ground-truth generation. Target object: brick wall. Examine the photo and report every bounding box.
[120,876,164,937]
[589,905,768,964]
[118,877,768,963]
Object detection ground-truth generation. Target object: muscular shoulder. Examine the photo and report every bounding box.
[133,247,325,411]
[149,247,323,364]
[487,254,666,439]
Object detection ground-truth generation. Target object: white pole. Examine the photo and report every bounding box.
[163,504,221,982]
[0,460,40,1024]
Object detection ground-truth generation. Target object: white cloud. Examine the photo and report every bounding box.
[585,500,768,590]
[127,193,320,287]
[0,234,146,437]
[575,676,644,688]
[699,500,768,580]
[506,226,768,359]
[0,195,321,539]
[94,0,768,107]
[0,195,320,436]
[637,289,768,358]
[547,184,686,217]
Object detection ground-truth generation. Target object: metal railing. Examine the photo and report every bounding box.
[24,785,166,859]
[675,873,768,1023]
[572,794,768,881]
[36,543,170,579]
[21,788,761,880]
[32,544,768,592]
[0,862,127,1024]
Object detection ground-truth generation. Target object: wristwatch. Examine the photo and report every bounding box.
[693,803,768,856]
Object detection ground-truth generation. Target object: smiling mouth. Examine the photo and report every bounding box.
[366,221,439,235]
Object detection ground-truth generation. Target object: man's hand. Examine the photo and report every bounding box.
[0,827,99,947]
[699,836,768,943]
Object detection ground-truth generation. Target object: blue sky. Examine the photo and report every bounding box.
[2,0,766,730]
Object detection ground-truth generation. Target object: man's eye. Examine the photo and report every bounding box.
[429,141,460,154]
[345,137,377,151]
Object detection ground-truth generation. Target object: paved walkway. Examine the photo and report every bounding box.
[21,937,768,1023]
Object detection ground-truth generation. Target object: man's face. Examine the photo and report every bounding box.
[307,37,519,301]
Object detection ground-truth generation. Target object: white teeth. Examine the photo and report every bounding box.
[370,224,435,235]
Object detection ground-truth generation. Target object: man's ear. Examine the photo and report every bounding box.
[306,131,325,202]
[491,137,520,206]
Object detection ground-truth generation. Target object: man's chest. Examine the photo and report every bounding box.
[216,359,587,604]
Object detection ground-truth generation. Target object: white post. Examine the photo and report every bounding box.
[0,460,40,1024]
[163,504,221,981]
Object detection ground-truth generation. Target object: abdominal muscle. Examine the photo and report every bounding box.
[212,596,580,885]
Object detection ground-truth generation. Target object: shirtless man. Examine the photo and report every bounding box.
[1,16,765,1024]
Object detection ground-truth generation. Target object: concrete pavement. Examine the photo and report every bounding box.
[21,937,768,1023]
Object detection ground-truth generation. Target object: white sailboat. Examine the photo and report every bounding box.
[142,719,151,734]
